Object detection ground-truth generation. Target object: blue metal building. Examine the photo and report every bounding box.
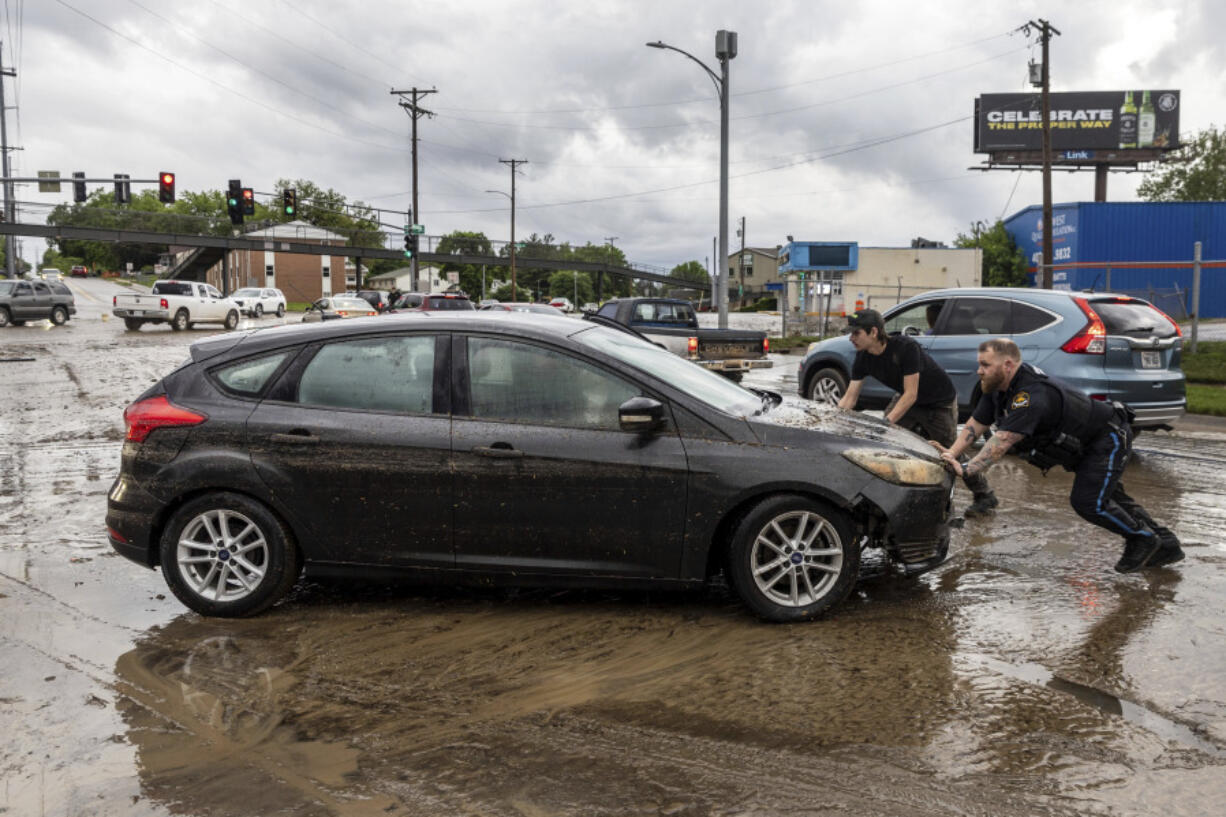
[1003,201,1226,318]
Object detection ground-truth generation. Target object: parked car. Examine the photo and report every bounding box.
[0,278,77,326]
[389,292,475,312]
[112,280,241,331]
[479,301,566,316]
[300,296,379,322]
[230,287,287,318]
[106,312,954,621]
[797,287,1186,429]
[549,297,575,313]
[479,298,501,308]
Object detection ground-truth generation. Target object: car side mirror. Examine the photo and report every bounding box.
[619,396,666,434]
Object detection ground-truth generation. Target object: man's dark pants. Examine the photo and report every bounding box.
[886,395,992,496]
[1069,420,1168,541]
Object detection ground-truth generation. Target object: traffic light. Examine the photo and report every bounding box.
[403,228,416,259]
[241,188,255,216]
[282,188,296,216]
[73,171,86,203]
[227,179,243,225]
[158,172,175,204]
[113,173,131,205]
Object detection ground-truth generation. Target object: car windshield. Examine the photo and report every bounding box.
[233,288,260,297]
[331,298,372,310]
[572,325,761,417]
[1091,299,1179,338]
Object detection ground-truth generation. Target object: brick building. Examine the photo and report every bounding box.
[205,221,349,304]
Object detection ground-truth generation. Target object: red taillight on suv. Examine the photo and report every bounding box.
[123,395,207,443]
[1061,296,1107,354]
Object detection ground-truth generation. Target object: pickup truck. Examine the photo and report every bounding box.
[592,297,772,378]
[112,279,241,331]
[0,278,77,327]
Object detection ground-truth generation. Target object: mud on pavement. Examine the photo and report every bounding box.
[3,279,1226,816]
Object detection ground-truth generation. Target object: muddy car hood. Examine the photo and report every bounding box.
[747,400,941,460]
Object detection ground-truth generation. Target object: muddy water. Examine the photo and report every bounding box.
[3,279,1226,815]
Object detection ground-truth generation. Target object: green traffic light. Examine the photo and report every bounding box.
[286,206,294,215]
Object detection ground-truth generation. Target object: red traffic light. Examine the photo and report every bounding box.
[158,171,175,203]
[241,187,255,216]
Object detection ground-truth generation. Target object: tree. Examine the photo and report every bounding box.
[548,270,594,304]
[668,260,710,288]
[1137,126,1226,201]
[436,230,494,296]
[953,220,1029,287]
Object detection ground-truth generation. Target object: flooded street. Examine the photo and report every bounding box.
[3,279,1226,815]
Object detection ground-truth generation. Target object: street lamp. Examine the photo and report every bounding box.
[486,189,516,301]
[648,30,737,328]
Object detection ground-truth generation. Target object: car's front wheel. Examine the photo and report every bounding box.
[806,366,847,405]
[171,309,189,331]
[0,306,10,328]
[159,492,301,617]
[727,494,859,622]
[276,304,285,317]
[224,309,239,330]
[254,304,263,317]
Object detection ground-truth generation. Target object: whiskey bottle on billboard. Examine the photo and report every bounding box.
[1119,91,1138,149]
[1138,90,1156,148]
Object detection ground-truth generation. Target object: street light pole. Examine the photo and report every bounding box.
[648,30,737,328]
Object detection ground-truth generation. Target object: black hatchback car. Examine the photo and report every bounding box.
[107,312,953,622]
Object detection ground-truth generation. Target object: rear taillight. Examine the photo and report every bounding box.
[1061,297,1107,354]
[123,395,206,443]
[337,310,349,317]
[112,295,117,306]
[1152,305,1183,337]
[762,337,770,354]
[160,298,169,310]
[687,337,699,356]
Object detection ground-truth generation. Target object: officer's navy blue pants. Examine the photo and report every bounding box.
[1069,422,1161,541]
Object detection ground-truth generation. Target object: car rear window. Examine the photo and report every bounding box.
[214,351,292,395]
[1090,299,1178,338]
[152,281,193,296]
[426,296,474,310]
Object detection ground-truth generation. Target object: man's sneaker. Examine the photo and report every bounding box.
[963,491,999,518]
[1147,530,1185,568]
[1115,534,1162,573]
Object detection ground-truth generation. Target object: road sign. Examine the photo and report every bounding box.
[410,224,425,235]
[38,171,61,193]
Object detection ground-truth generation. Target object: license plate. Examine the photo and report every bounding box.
[1140,350,1162,369]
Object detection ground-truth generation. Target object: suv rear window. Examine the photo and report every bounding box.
[152,281,194,297]
[1090,299,1178,338]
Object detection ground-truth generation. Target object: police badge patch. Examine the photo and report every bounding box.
[1011,392,1030,409]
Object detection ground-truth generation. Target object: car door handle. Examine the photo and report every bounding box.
[271,431,321,445]
[472,444,524,459]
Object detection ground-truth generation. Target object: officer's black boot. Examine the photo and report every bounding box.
[963,491,998,518]
[1114,532,1162,573]
[1147,527,1185,568]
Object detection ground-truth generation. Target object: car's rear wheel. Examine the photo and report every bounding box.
[727,494,859,622]
[123,318,145,331]
[0,307,10,327]
[50,306,69,325]
[224,309,239,330]
[171,309,189,331]
[254,304,263,317]
[276,304,285,317]
[807,367,847,405]
[159,492,301,617]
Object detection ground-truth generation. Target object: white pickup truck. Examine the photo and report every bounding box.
[113,280,242,332]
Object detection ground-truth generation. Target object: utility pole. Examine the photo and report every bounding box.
[0,42,16,279]
[1026,19,1061,289]
[603,236,618,297]
[737,216,746,308]
[500,158,527,301]
[391,87,436,292]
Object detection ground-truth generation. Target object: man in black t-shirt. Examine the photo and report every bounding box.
[837,309,996,516]
[937,337,1183,573]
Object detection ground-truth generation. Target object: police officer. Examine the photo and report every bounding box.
[838,309,998,517]
[937,337,1183,572]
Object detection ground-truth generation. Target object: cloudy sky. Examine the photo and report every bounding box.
[8,0,1225,272]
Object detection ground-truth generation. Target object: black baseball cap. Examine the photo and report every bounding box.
[846,308,884,331]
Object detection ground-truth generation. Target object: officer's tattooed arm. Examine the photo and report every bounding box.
[961,430,1023,477]
[932,417,988,457]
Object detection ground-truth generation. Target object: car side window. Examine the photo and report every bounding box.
[16,282,31,296]
[467,337,640,430]
[206,285,223,299]
[33,282,51,295]
[941,297,1011,336]
[214,351,292,396]
[1009,301,1057,334]
[885,300,946,336]
[297,335,437,414]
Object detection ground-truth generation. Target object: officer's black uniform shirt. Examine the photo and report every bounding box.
[850,334,956,407]
[971,363,1063,441]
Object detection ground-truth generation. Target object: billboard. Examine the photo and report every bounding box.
[974,91,1180,153]
[778,242,859,273]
